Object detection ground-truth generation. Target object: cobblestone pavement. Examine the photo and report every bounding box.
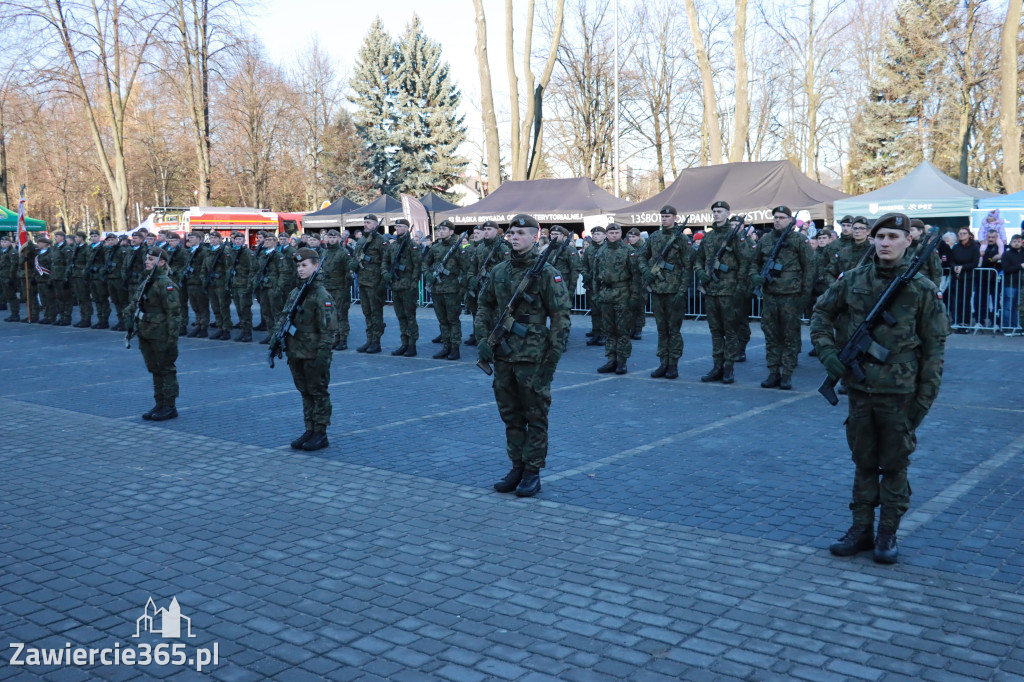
[2,304,1023,681]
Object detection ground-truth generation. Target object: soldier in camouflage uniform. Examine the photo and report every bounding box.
[70,231,91,326]
[752,206,815,390]
[126,248,181,422]
[730,217,755,362]
[202,231,232,340]
[252,231,277,335]
[164,233,189,334]
[123,231,148,293]
[625,228,647,339]
[270,247,337,452]
[639,205,696,379]
[17,239,40,322]
[423,220,468,360]
[812,212,949,564]
[225,231,254,342]
[582,226,606,345]
[546,226,581,349]
[476,214,571,498]
[51,231,73,325]
[0,235,19,320]
[594,223,641,375]
[464,220,510,346]
[316,230,351,350]
[382,218,423,357]
[825,216,872,286]
[34,236,58,324]
[351,214,387,353]
[87,232,112,328]
[826,215,854,261]
[181,232,209,337]
[694,200,755,383]
[908,220,943,288]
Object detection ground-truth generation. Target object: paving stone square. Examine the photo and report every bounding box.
[1,305,1023,680]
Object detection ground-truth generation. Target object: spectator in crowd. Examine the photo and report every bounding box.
[1001,233,1023,329]
[949,226,980,327]
[977,229,1002,327]
[978,210,1007,257]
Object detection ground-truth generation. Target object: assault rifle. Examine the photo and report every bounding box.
[123,246,143,291]
[268,259,323,368]
[648,217,690,278]
[465,237,510,305]
[225,247,244,295]
[754,217,798,297]
[102,242,123,277]
[180,244,200,285]
[708,216,746,283]
[477,230,571,376]
[431,233,466,287]
[202,245,224,295]
[386,235,410,291]
[818,228,943,406]
[252,247,274,293]
[125,261,159,349]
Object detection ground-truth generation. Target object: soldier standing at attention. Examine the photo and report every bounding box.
[752,206,815,390]
[827,215,855,260]
[583,226,607,346]
[639,205,695,379]
[475,214,571,498]
[382,218,423,357]
[34,236,57,324]
[123,230,148,293]
[0,235,20,321]
[729,215,754,363]
[227,231,254,342]
[594,223,640,375]
[271,247,336,452]
[464,220,509,346]
[51,231,73,325]
[625,228,647,340]
[70,231,91,327]
[546,226,582,346]
[812,212,949,564]
[86,232,111,328]
[908,219,943,288]
[352,214,386,353]
[164,233,189,335]
[695,200,754,384]
[127,248,181,422]
[182,232,209,338]
[251,232,275,333]
[203,231,231,339]
[825,216,872,286]
[423,219,468,360]
[317,229,351,351]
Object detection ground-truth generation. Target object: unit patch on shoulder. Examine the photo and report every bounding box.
[553,274,563,283]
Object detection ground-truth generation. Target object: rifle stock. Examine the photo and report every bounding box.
[268,260,323,368]
[754,217,797,297]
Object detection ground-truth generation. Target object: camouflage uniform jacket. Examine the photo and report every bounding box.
[909,236,943,288]
[639,227,696,295]
[273,245,299,293]
[166,246,188,285]
[694,225,754,296]
[71,243,90,280]
[352,231,385,286]
[757,229,816,297]
[127,267,181,340]
[122,245,146,285]
[51,241,71,281]
[422,234,468,294]
[581,242,600,294]
[226,245,253,292]
[180,244,207,288]
[546,242,582,292]
[252,246,277,292]
[102,244,124,282]
[467,237,511,293]
[593,239,640,304]
[35,247,54,282]
[0,245,16,282]
[381,234,423,291]
[201,244,229,285]
[85,242,105,281]
[475,246,572,366]
[811,259,949,404]
[825,238,872,285]
[272,281,337,360]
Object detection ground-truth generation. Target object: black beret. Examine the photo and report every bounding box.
[105,232,117,239]
[660,205,677,216]
[591,226,606,234]
[772,206,793,217]
[605,223,622,231]
[627,228,641,237]
[75,231,87,239]
[166,232,180,240]
[364,214,379,222]
[840,215,854,224]
[482,220,499,228]
[393,218,410,227]
[147,247,168,260]
[37,236,51,244]
[909,219,925,230]
[325,229,340,237]
[509,214,539,229]
[295,247,320,262]
[437,219,455,229]
[89,230,100,237]
[306,232,321,240]
[870,212,910,237]
[711,200,730,211]
[728,214,745,224]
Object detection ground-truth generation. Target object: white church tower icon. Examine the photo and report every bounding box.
[134,597,196,638]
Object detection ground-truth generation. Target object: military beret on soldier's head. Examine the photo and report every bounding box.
[660,205,678,216]
[325,229,340,237]
[627,228,641,237]
[393,218,410,227]
[105,232,117,239]
[711,200,730,211]
[148,247,168,261]
[870,212,910,237]
[75,231,87,239]
[605,223,622,232]
[137,228,149,236]
[229,230,243,239]
[54,231,65,237]
[482,220,499,228]
[89,230,100,237]
[37,236,52,244]
[509,213,539,229]
[772,205,793,217]
[364,214,379,223]
[295,247,320,262]
[166,232,180,241]
[840,215,854,225]
[852,216,869,228]
[437,219,454,230]
[909,219,925,230]
[591,226,606,234]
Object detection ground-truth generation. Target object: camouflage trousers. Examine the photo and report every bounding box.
[734,292,751,352]
[90,279,110,323]
[392,287,419,345]
[599,286,633,360]
[208,284,231,332]
[107,279,128,325]
[231,288,253,335]
[630,294,646,334]
[588,292,603,335]
[288,356,332,431]
[73,278,92,322]
[187,282,210,331]
[432,291,462,349]
[325,286,350,344]
[650,292,685,362]
[140,337,179,408]
[704,294,742,366]
[492,361,552,470]
[761,294,802,374]
[58,280,74,320]
[19,277,40,320]
[359,281,386,344]
[38,278,57,321]
[256,287,274,327]
[846,389,916,531]
[1,275,18,310]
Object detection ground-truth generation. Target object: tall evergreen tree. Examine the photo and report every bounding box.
[350,18,398,195]
[392,15,467,198]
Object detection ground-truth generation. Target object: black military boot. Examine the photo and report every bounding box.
[6,312,20,322]
[464,334,477,346]
[615,359,628,375]
[259,336,271,344]
[630,330,642,341]
[301,431,329,451]
[74,319,91,328]
[874,528,899,564]
[664,362,679,380]
[186,326,201,338]
[447,346,460,361]
[92,320,109,329]
[701,364,724,382]
[290,430,314,449]
[585,330,595,338]
[761,371,781,388]
[141,404,161,420]
[493,466,524,493]
[39,318,53,325]
[432,346,450,359]
[149,405,178,421]
[650,363,668,378]
[236,333,252,342]
[721,364,735,384]
[736,347,747,363]
[431,334,443,344]
[254,320,268,332]
[334,339,347,351]
[356,342,370,352]
[808,347,818,357]
[218,330,231,341]
[597,358,617,373]
[403,344,417,357]
[515,469,541,497]
[364,343,382,354]
[586,336,603,346]
[391,345,409,356]
[829,524,874,556]
[779,374,793,390]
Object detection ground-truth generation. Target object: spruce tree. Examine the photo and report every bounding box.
[392,14,467,198]
[350,18,398,195]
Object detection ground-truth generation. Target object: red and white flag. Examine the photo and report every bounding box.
[17,187,28,249]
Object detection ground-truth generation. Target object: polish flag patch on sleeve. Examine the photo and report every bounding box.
[167,285,174,290]
[553,274,563,283]
[325,301,332,307]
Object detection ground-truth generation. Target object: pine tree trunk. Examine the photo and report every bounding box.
[1000,0,1023,193]
[685,0,722,165]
